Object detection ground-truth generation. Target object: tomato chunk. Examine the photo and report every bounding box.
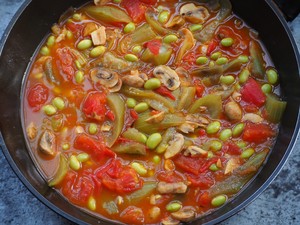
[241,78,266,107]
[155,86,175,100]
[56,47,75,80]
[222,141,242,155]
[187,173,214,189]
[82,92,107,122]
[122,0,147,23]
[156,171,185,183]
[242,122,275,143]
[120,206,144,225]
[27,83,49,111]
[144,39,162,55]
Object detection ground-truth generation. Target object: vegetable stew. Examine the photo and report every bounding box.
[23,0,287,224]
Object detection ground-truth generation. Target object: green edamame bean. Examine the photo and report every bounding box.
[239,69,250,84]
[207,151,214,159]
[241,148,255,159]
[62,143,70,150]
[266,69,278,84]
[158,11,170,24]
[52,97,65,110]
[221,37,234,47]
[238,55,249,63]
[232,123,245,137]
[75,60,82,70]
[132,45,142,54]
[89,123,98,135]
[219,129,232,141]
[236,141,247,148]
[47,36,55,47]
[40,46,50,56]
[43,105,57,116]
[261,83,272,94]
[211,195,227,207]
[75,71,84,84]
[77,153,90,162]
[211,52,222,60]
[66,31,73,39]
[220,75,235,85]
[196,56,208,65]
[166,202,182,212]
[146,133,162,149]
[216,57,229,65]
[209,163,219,171]
[210,140,222,152]
[124,22,136,33]
[124,54,138,62]
[131,162,147,176]
[90,46,106,58]
[134,102,149,113]
[88,197,96,211]
[77,39,92,50]
[126,98,137,108]
[189,24,203,32]
[153,155,161,164]
[144,78,161,90]
[69,155,81,171]
[206,121,221,134]
[72,13,81,21]
[163,34,178,44]
[113,0,121,3]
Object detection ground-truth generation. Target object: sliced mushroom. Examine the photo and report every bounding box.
[75,126,84,134]
[232,91,242,102]
[91,26,106,46]
[145,111,165,123]
[175,67,192,86]
[224,158,240,174]
[184,145,207,157]
[153,65,180,91]
[149,206,161,220]
[157,181,188,194]
[185,114,210,128]
[101,121,112,132]
[165,15,185,28]
[171,206,196,222]
[150,194,162,205]
[161,217,180,225]
[180,3,210,24]
[108,78,122,92]
[27,122,38,140]
[224,101,242,121]
[164,133,185,159]
[39,130,56,156]
[242,113,263,123]
[175,28,195,64]
[122,75,145,88]
[90,68,119,88]
[177,123,195,133]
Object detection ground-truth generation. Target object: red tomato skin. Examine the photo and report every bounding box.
[122,0,147,23]
[197,191,212,207]
[130,109,139,120]
[144,39,162,55]
[206,40,218,55]
[82,92,107,122]
[155,86,176,100]
[242,123,275,143]
[156,171,185,183]
[187,173,214,189]
[241,78,266,107]
[222,141,242,155]
[120,206,145,225]
[27,83,49,111]
[56,47,74,80]
[139,0,157,5]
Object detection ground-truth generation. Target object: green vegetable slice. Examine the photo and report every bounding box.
[189,94,222,119]
[177,87,196,110]
[126,182,157,202]
[265,94,287,123]
[48,154,68,187]
[249,41,266,79]
[112,141,147,155]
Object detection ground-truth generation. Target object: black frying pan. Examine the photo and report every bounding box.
[0,0,300,224]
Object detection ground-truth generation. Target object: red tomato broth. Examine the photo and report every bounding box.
[23,0,286,224]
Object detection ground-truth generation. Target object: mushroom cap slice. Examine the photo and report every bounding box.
[180,3,210,24]
[153,65,180,91]
[108,78,122,92]
[121,75,145,88]
[39,130,56,156]
[171,206,196,222]
[164,133,184,159]
[90,68,119,88]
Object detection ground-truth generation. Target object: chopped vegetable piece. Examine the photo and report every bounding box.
[240,78,266,107]
[48,154,68,186]
[265,94,287,123]
[189,94,222,119]
[242,123,275,143]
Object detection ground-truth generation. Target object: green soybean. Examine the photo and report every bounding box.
[75,70,84,84]
[166,202,181,212]
[126,98,137,108]
[206,121,221,134]
[89,123,98,135]
[238,55,249,63]
[40,46,50,56]
[47,36,55,47]
[69,155,81,171]
[220,75,235,85]
[261,83,272,94]
[144,78,161,90]
[158,11,170,24]
[134,102,149,113]
[132,45,142,54]
[196,56,208,65]
[189,24,203,32]
[211,52,222,60]
[131,162,147,176]
[236,141,247,148]
[266,69,278,84]
[52,97,65,110]
[43,105,57,116]
[216,57,229,65]
[72,13,81,21]
[210,140,222,152]
[232,123,245,137]
[207,151,214,159]
[153,155,161,164]
[239,69,250,84]
[209,163,219,171]
[113,0,121,3]
[62,143,70,150]
[88,197,96,211]
[77,39,92,50]
[90,46,106,58]
[125,54,138,62]
[66,30,73,39]
[241,148,255,159]
[77,153,90,162]
[124,22,136,33]
[211,195,227,207]
[221,37,234,47]
[219,129,232,141]
[146,133,162,149]
[163,34,178,44]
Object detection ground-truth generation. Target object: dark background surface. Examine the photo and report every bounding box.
[0,0,300,224]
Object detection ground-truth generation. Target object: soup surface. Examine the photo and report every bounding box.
[23,0,287,224]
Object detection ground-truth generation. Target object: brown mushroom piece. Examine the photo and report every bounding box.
[27,122,38,140]
[184,145,207,157]
[242,113,263,123]
[161,217,180,225]
[90,68,119,88]
[145,111,165,123]
[171,206,196,222]
[108,78,122,92]
[164,133,184,159]
[39,130,56,156]
[180,3,210,24]
[121,75,145,88]
[224,101,242,121]
[164,15,185,28]
[157,181,188,194]
[153,65,180,91]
